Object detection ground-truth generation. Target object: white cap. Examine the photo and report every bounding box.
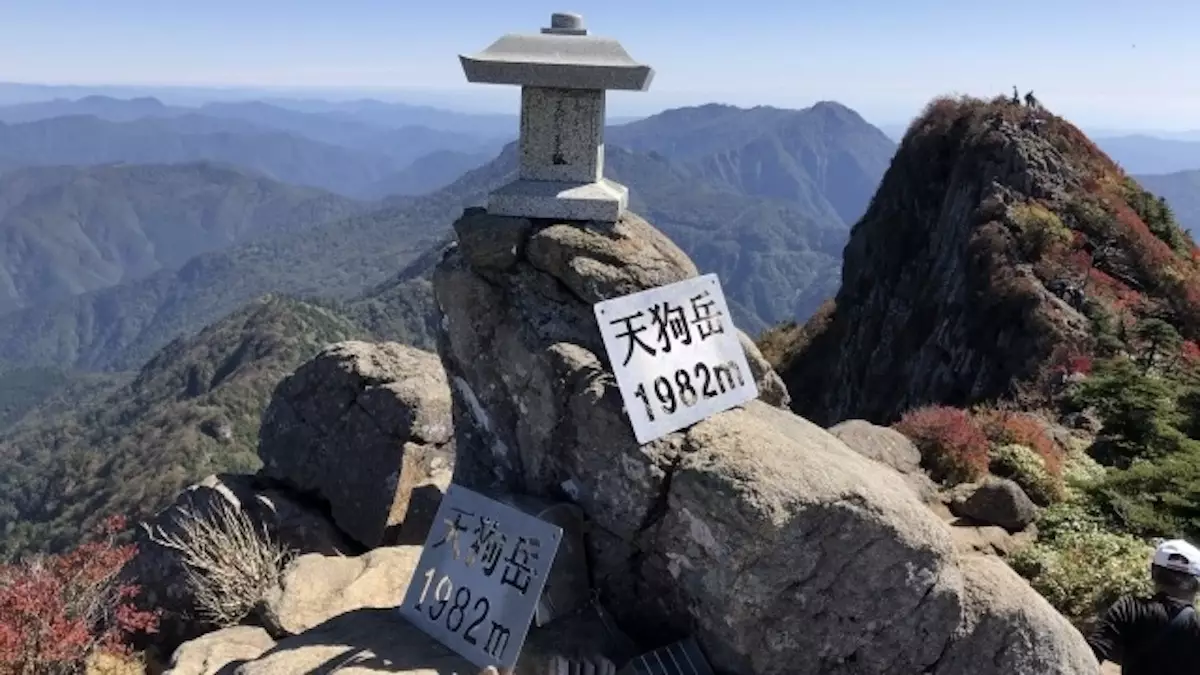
[1153,539,1200,577]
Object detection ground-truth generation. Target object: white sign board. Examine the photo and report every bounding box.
[399,484,563,671]
[594,274,758,444]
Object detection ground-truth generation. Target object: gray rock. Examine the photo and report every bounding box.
[928,555,1100,674]
[165,626,275,675]
[258,341,454,548]
[260,546,422,638]
[829,419,922,474]
[949,523,1038,557]
[456,206,532,278]
[433,207,1097,674]
[524,215,698,305]
[739,331,791,409]
[830,419,937,502]
[123,473,356,654]
[950,477,1038,533]
[199,418,234,443]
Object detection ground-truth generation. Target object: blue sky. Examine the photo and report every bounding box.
[0,0,1196,130]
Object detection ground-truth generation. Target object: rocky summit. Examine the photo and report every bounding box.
[129,201,1104,675]
[777,95,1200,426]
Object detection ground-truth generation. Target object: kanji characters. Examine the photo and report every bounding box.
[689,290,725,340]
[431,507,475,560]
[468,516,508,576]
[649,301,692,353]
[609,311,657,365]
[500,536,541,594]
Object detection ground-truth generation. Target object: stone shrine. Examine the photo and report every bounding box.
[459,12,654,222]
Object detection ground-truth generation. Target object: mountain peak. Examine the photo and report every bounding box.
[776,93,1200,425]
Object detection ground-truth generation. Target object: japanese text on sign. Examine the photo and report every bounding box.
[399,484,563,671]
[594,274,758,444]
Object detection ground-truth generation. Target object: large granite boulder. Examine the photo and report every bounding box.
[260,545,422,637]
[123,473,357,653]
[432,208,1099,674]
[258,341,454,548]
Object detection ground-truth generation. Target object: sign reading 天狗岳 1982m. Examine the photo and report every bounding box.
[594,274,758,444]
[399,484,563,671]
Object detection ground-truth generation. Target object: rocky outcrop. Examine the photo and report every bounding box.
[777,97,1175,426]
[829,419,938,502]
[433,207,1098,674]
[258,341,454,548]
[124,473,357,652]
[168,545,630,675]
[949,477,1038,532]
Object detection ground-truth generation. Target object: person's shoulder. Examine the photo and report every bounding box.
[1104,594,1157,619]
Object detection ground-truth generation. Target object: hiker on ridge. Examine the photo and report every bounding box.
[1087,539,1200,673]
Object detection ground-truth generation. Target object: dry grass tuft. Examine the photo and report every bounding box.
[147,499,293,628]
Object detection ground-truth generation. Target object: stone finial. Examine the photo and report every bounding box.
[542,12,587,35]
[459,13,654,222]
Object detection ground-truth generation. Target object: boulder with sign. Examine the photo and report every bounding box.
[433,208,1098,674]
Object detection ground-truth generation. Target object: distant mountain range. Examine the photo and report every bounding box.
[0,99,897,373]
[0,163,369,315]
[0,295,377,558]
[0,113,501,200]
[5,86,1200,562]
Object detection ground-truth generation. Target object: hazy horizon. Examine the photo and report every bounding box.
[2,0,1198,132]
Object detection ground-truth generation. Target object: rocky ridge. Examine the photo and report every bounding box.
[777,95,1200,427]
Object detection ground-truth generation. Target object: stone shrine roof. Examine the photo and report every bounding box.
[459,13,654,91]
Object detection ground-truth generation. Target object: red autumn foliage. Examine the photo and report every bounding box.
[0,515,159,674]
[1087,268,1143,315]
[1065,247,1092,276]
[1182,340,1200,365]
[975,409,1064,478]
[1068,355,1094,375]
[893,405,990,484]
[1111,201,1180,273]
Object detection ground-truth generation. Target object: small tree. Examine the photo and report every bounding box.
[147,499,293,628]
[1133,317,1183,374]
[1069,357,1187,467]
[0,516,159,675]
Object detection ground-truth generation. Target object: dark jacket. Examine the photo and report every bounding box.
[1087,592,1200,674]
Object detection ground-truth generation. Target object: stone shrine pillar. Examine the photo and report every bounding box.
[459,12,654,222]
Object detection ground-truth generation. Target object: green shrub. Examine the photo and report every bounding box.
[1009,502,1152,628]
[990,443,1063,505]
[1009,201,1073,258]
[1062,445,1107,495]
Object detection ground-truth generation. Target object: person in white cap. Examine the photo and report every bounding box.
[1087,538,1200,673]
